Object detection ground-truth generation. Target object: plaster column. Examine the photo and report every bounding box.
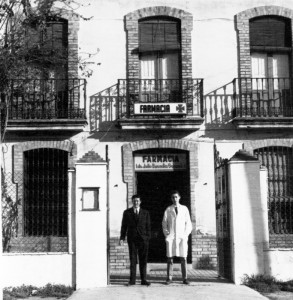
[228,150,266,284]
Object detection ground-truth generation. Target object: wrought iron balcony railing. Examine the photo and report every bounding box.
[233,77,293,117]
[117,78,203,118]
[4,78,86,120]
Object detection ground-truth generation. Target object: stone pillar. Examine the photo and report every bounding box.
[228,150,267,284]
[75,151,108,288]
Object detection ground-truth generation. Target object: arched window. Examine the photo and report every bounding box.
[254,146,293,234]
[249,16,291,91]
[23,148,68,237]
[138,17,181,102]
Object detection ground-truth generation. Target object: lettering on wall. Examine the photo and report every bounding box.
[134,103,186,115]
[134,153,187,171]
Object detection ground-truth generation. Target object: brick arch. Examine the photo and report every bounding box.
[245,139,293,154]
[13,140,77,179]
[125,6,193,28]
[236,5,293,78]
[122,139,198,222]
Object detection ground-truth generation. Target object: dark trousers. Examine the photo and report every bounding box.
[128,237,149,283]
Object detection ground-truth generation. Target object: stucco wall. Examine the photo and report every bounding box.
[2,253,74,287]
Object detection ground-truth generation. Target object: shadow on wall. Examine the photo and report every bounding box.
[204,81,236,129]
[89,84,119,132]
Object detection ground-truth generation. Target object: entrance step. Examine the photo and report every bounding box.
[148,263,193,271]
[110,269,227,285]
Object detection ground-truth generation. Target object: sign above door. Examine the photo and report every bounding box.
[134,153,187,172]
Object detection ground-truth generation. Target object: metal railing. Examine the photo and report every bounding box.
[5,78,87,120]
[117,78,203,118]
[233,77,293,117]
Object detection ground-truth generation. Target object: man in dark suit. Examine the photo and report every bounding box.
[119,194,151,286]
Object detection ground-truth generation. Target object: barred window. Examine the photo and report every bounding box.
[23,148,68,236]
[254,146,293,234]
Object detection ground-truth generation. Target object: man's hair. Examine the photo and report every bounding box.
[132,194,141,201]
[170,190,180,196]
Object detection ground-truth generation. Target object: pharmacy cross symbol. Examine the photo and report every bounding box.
[176,104,185,113]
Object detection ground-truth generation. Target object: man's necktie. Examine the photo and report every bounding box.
[135,209,139,220]
[175,207,178,215]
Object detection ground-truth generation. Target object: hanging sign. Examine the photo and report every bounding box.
[134,103,187,115]
[134,153,187,172]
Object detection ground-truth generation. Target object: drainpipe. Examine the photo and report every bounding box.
[106,145,110,285]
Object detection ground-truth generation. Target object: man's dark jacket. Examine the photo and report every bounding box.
[120,208,151,242]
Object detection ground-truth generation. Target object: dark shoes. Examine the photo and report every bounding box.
[183,279,190,285]
[166,279,173,285]
[127,281,136,286]
[141,280,151,286]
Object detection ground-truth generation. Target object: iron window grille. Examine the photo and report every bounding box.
[254,146,293,235]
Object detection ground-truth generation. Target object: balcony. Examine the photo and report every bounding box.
[3,78,87,132]
[232,77,293,129]
[116,78,204,130]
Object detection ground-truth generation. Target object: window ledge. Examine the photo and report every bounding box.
[117,116,204,130]
[231,117,293,129]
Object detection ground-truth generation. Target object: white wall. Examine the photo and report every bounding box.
[229,160,268,284]
[194,139,216,235]
[77,0,293,97]
[264,250,293,281]
[2,254,73,287]
[75,163,108,288]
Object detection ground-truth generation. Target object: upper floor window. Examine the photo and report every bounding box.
[138,17,181,81]
[24,19,68,79]
[249,17,291,88]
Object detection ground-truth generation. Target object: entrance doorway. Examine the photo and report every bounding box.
[136,170,191,263]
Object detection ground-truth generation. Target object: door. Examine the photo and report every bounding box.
[136,171,191,262]
[140,52,180,102]
[251,53,290,114]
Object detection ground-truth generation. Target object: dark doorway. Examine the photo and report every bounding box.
[137,170,191,263]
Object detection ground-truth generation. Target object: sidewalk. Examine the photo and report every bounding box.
[68,282,268,300]
[68,268,268,300]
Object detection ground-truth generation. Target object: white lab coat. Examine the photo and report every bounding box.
[162,204,192,257]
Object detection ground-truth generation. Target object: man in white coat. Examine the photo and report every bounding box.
[162,190,192,285]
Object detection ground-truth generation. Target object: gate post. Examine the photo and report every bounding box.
[228,150,267,284]
[75,152,108,288]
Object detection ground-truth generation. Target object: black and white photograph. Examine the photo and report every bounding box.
[1,0,293,299]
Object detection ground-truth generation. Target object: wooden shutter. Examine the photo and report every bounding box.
[250,16,291,47]
[139,18,180,52]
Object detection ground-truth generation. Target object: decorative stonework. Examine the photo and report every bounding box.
[77,151,106,163]
[235,5,293,78]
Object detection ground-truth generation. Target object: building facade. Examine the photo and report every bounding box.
[2,0,293,288]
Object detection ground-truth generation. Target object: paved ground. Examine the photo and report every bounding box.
[68,268,269,300]
[68,283,268,300]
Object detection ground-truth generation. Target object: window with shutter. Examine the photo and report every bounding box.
[139,19,180,52]
[249,16,291,112]
[139,17,181,81]
[25,19,68,79]
[138,17,181,102]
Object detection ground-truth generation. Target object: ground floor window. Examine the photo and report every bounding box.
[254,146,293,235]
[2,148,69,253]
[24,148,68,236]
